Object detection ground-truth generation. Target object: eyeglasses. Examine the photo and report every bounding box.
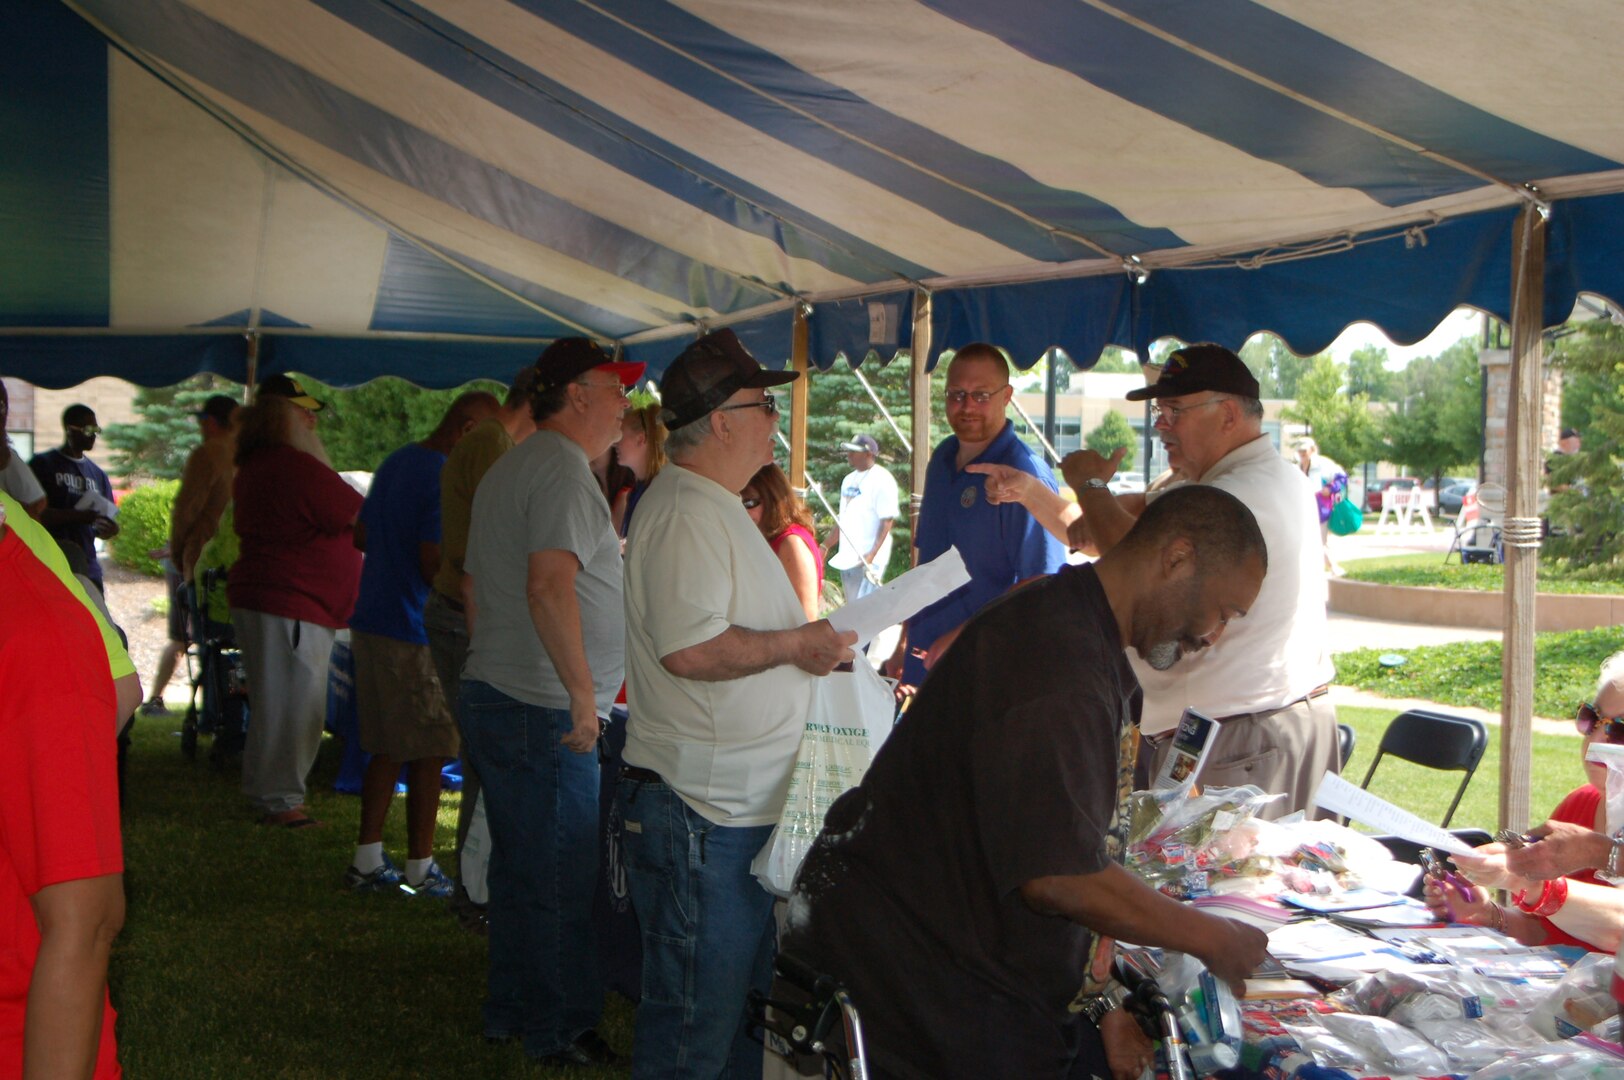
[717,396,780,416]
[1150,399,1225,425]
[67,424,102,435]
[574,379,630,399]
[945,388,1006,407]
[741,497,762,510]
[1577,702,1624,743]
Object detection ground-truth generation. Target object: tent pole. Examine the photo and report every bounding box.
[789,305,810,493]
[244,331,260,401]
[909,290,933,566]
[1499,204,1546,834]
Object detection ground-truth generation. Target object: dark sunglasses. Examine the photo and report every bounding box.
[717,396,780,416]
[1576,702,1624,743]
[741,497,762,510]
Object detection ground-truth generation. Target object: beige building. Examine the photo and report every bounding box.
[2,376,141,462]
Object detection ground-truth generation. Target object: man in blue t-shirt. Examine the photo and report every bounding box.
[889,344,1066,692]
[29,404,119,592]
[343,391,498,896]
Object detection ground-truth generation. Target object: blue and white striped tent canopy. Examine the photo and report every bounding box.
[4,0,1624,387]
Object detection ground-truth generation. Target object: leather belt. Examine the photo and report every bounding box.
[621,765,664,785]
[1214,684,1330,724]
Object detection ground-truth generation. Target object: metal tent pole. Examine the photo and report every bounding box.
[908,290,933,566]
[789,305,810,492]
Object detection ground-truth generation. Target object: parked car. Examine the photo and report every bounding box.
[1438,479,1478,516]
[1364,477,1418,513]
[1107,473,1146,496]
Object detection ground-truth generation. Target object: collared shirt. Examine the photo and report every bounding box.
[908,423,1066,685]
[1133,434,1332,735]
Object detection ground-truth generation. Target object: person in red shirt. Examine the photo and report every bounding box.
[228,386,363,828]
[0,505,125,1078]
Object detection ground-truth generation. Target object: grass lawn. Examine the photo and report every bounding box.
[1333,625,1624,718]
[106,704,1589,1075]
[1335,706,1579,834]
[113,713,632,1079]
[1341,552,1624,595]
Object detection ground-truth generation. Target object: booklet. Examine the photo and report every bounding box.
[1152,708,1219,793]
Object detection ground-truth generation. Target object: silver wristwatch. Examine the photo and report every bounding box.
[1078,477,1110,491]
[1079,982,1128,1025]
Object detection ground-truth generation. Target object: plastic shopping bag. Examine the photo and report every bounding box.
[752,662,895,897]
[1328,496,1362,536]
[460,790,490,906]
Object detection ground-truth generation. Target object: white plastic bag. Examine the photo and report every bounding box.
[752,662,894,897]
[460,790,491,906]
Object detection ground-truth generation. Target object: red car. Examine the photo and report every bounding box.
[1363,477,1419,513]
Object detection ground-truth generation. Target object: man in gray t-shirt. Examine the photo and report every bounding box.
[459,338,643,1068]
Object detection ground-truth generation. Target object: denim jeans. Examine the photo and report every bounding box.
[459,680,602,1057]
[839,565,878,604]
[617,777,775,1080]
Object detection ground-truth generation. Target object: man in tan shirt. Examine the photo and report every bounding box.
[141,394,238,715]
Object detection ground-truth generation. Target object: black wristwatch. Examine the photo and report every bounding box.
[1080,982,1128,1026]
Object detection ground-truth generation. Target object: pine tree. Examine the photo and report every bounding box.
[102,375,243,481]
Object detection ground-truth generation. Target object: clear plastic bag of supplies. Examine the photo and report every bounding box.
[752,661,893,897]
[1280,1012,1450,1076]
[1468,1043,1624,1079]
[1530,952,1620,1040]
[1411,1017,1547,1071]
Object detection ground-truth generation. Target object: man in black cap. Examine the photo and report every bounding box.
[972,343,1336,816]
[617,329,856,1080]
[824,432,899,601]
[141,393,240,715]
[460,338,643,1066]
[1068,343,1336,816]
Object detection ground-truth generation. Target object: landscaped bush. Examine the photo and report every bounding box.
[1341,553,1624,595]
[1334,625,1624,718]
[109,480,178,576]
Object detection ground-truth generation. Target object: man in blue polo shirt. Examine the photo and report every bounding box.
[892,343,1066,693]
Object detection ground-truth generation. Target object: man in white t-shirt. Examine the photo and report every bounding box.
[824,433,898,601]
[618,329,856,1080]
[1062,344,1337,819]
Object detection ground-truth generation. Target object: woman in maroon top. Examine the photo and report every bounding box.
[742,462,823,622]
[228,392,363,828]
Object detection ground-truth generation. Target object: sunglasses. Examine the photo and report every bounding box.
[944,388,1004,406]
[68,423,102,435]
[1576,702,1624,743]
[741,497,762,510]
[717,396,779,416]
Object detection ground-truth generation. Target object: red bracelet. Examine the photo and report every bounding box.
[1513,878,1569,917]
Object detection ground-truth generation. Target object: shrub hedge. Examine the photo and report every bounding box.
[109,480,178,576]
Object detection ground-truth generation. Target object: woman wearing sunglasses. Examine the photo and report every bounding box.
[741,462,823,622]
[1423,652,1624,951]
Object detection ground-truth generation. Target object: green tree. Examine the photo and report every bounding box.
[1379,340,1482,490]
[1239,335,1322,399]
[1547,321,1624,570]
[1084,408,1136,471]
[1280,355,1377,468]
[1346,344,1396,401]
[799,355,945,581]
[1089,346,1141,374]
[102,375,243,481]
[293,374,504,472]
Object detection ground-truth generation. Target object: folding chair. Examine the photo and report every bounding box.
[1373,830,1495,897]
[1360,710,1488,828]
[1337,723,1356,770]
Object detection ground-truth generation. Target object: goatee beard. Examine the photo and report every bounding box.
[1144,640,1181,671]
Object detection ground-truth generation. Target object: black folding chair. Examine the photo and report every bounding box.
[1360,710,1488,828]
[1373,830,1495,898]
[1337,723,1356,770]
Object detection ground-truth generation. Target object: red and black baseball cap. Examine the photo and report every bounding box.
[532,337,644,393]
[1125,343,1260,401]
[659,329,797,431]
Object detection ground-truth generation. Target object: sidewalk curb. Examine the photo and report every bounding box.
[1330,686,1573,737]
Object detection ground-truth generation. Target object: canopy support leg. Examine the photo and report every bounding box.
[908,290,933,566]
[1499,204,1546,833]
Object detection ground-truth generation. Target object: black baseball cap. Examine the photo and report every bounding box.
[532,337,644,393]
[193,394,239,425]
[1125,343,1260,402]
[258,373,325,411]
[839,434,879,454]
[659,329,797,431]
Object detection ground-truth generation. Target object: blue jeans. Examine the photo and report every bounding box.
[459,680,602,1057]
[617,777,775,1080]
[840,565,878,603]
